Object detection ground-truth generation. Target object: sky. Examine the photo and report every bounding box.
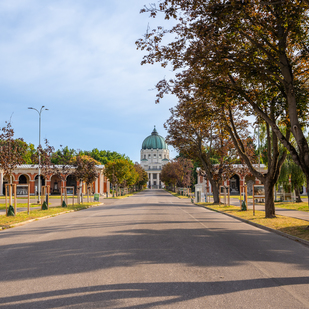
[0,0,178,163]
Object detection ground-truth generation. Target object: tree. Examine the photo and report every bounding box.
[175,157,193,188]
[80,148,131,165]
[104,159,134,195]
[136,1,306,216]
[161,157,193,191]
[52,146,77,164]
[278,155,306,202]
[134,163,148,189]
[73,155,99,201]
[52,145,74,193]
[0,122,27,212]
[32,139,55,184]
[161,161,179,191]
[164,100,248,203]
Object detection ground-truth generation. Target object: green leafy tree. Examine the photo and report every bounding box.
[52,146,77,164]
[134,163,148,189]
[136,1,306,216]
[80,148,131,165]
[104,159,134,195]
[52,146,75,189]
[73,155,99,197]
[278,155,306,202]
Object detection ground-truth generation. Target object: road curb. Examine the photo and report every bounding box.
[0,203,103,231]
[195,203,309,248]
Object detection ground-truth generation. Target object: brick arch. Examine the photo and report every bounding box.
[18,174,31,184]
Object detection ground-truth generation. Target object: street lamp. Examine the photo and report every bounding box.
[28,106,48,203]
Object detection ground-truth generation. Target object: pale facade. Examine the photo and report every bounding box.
[140,127,170,189]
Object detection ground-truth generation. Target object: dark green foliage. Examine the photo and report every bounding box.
[80,148,131,165]
[51,146,76,164]
[62,200,67,208]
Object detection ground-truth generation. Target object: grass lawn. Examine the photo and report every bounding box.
[105,190,145,199]
[198,203,309,242]
[0,203,39,210]
[275,201,309,212]
[105,194,134,199]
[0,202,101,230]
[167,190,191,199]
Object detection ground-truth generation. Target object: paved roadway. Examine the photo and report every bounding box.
[0,189,309,308]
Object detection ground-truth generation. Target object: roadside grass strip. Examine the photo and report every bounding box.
[0,203,41,210]
[198,203,309,242]
[167,190,191,199]
[105,194,134,199]
[105,190,145,199]
[0,202,101,230]
[275,201,309,212]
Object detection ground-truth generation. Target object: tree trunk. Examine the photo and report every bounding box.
[212,182,220,204]
[295,187,302,203]
[264,180,275,218]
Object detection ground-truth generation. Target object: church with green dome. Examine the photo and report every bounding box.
[140,127,170,189]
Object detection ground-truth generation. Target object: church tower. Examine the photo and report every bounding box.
[140,126,169,189]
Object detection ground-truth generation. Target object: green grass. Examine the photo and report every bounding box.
[0,202,101,229]
[275,201,309,212]
[0,203,39,210]
[105,194,133,199]
[105,190,145,199]
[198,203,309,242]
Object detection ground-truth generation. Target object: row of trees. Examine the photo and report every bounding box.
[137,1,309,218]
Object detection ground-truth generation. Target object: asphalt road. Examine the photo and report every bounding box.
[0,189,309,308]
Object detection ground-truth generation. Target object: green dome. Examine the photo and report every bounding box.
[142,127,168,150]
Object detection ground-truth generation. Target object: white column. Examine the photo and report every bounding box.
[95,178,98,194]
[100,174,104,194]
[0,171,3,195]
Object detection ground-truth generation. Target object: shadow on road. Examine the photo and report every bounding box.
[1,277,309,308]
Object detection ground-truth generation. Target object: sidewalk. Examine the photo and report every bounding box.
[227,196,309,222]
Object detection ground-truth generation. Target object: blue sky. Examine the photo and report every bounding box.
[0,0,178,163]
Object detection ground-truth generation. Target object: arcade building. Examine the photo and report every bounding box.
[0,165,110,196]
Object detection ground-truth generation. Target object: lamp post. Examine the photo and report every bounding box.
[28,106,48,203]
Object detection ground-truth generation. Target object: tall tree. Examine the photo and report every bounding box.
[73,155,99,196]
[0,122,27,210]
[136,0,306,216]
[165,100,245,203]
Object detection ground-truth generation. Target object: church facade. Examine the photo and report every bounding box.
[140,127,170,189]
